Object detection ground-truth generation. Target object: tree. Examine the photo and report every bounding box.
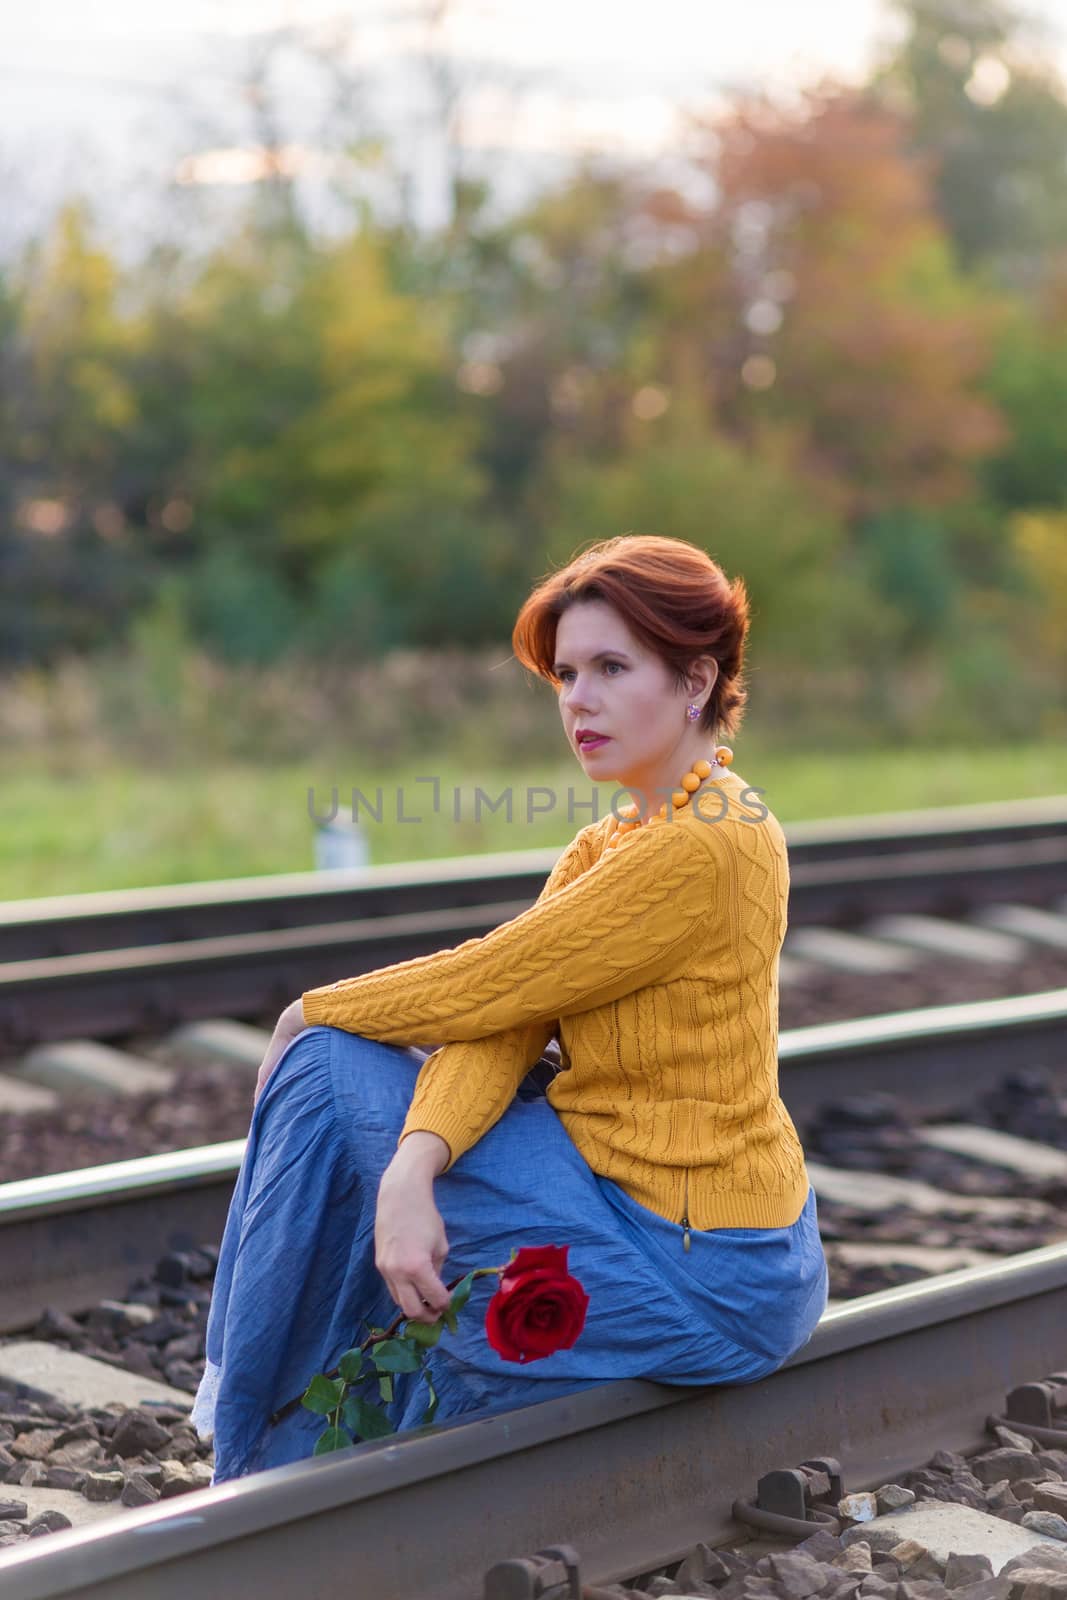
[872,0,1067,288]
[981,274,1067,509]
[677,86,1010,520]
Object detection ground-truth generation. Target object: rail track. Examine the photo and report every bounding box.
[0,990,1064,1594]
[2,795,1066,1052]
[1,985,1066,1333]
[0,1235,1065,1596]
[1,798,1066,1593]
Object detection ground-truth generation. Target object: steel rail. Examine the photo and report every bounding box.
[3,794,1065,965]
[0,1241,1065,1600]
[2,988,1065,1334]
[0,1143,245,1332]
[3,835,1067,1048]
[0,900,535,1048]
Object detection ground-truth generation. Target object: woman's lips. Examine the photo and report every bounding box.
[578,735,611,751]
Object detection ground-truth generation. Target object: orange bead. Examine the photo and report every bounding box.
[681,772,701,792]
[693,758,712,779]
[647,813,664,827]
[619,804,639,820]
[715,746,734,766]
[671,790,688,808]
[618,819,639,833]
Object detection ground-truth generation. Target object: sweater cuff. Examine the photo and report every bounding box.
[300,989,333,1027]
[396,1124,455,1171]
[398,1105,470,1172]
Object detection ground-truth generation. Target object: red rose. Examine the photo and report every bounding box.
[485,1244,589,1364]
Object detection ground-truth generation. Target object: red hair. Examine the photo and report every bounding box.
[512,534,750,736]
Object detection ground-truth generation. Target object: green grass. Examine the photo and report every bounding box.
[3,740,1066,902]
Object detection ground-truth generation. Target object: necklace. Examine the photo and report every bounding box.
[605,745,734,850]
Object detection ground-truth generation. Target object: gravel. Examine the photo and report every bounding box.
[779,949,1067,1033]
[27,1247,217,1400]
[0,1061,255,1182]
[804,1069,1067,1298]
[583,1425,1067,1597]
[0,1243,218,1550]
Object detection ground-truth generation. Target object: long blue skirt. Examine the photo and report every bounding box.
[193,1025,828,1481]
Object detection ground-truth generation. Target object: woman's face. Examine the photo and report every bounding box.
[553,599,710,801]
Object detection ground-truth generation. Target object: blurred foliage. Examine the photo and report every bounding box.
[1009,508,1067,677]
[0,0,1065,753]
[876,0,1067,287]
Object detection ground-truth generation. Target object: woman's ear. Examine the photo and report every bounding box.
[687,656,719,701]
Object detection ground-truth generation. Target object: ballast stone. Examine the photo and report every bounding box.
[1006,1571,1067,1600]
[1000,1551,1067,1600]
[841,1504,1067,1574]
[840,1493,881,1523]
[1022,1513,1067,1543]
[945,1554,996,1587]
[974,1452,1049,1486]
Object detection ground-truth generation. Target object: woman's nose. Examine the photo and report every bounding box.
[566,681,599,714]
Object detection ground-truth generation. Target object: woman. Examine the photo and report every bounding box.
[193,533,828,1481]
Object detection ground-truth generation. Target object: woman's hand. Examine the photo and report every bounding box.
[253,999,307,1106]
[375,1133,452,1323]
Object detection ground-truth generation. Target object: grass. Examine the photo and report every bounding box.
[2,739,1066,902]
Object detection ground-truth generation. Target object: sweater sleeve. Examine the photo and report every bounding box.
[301,817,710,1042]
[395,826,600,1168]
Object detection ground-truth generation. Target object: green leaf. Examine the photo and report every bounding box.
[314,1426,353,1455]
[406,1317,443,1348]
[422,1371,439,1425]
[443,1308,458,1335]
[302,1375,344,1415]
[378,1373,394,1404]
[371,1337,422,1373]
[338,1348,364,1382]
[449,1271,475,1316]
[342,1395,395,1441]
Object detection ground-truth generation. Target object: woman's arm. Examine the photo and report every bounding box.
[253,999,306,1104]
[300,818,711,1045]
[254,826,595,1106]
[374,1131,452,1322]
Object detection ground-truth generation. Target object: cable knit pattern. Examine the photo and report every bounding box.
[301,772,809,1229]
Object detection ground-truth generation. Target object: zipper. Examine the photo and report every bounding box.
[682,1168,691,1253]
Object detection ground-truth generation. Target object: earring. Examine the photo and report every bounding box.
[686,703,700,722]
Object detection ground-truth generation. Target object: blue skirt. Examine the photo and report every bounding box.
[194,1026,828,1481]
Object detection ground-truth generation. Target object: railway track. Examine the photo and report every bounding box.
[0,1234,1065,1595]
[1,796,1066,1052]
[0,997,1063,1584]
[0,799,1066,1592]
[1,986,1065,1332]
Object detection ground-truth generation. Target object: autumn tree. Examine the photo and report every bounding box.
[670,86,1010,523]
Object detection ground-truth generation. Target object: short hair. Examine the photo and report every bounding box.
[512,534,750,737]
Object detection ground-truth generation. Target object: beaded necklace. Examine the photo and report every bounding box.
[605,745,735,851]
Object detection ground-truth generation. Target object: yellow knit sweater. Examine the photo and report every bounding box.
[301,770,809,1230]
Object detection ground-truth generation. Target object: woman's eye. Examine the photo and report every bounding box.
[559,663,622,683]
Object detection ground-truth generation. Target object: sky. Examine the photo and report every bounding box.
[2,0,1066,242]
